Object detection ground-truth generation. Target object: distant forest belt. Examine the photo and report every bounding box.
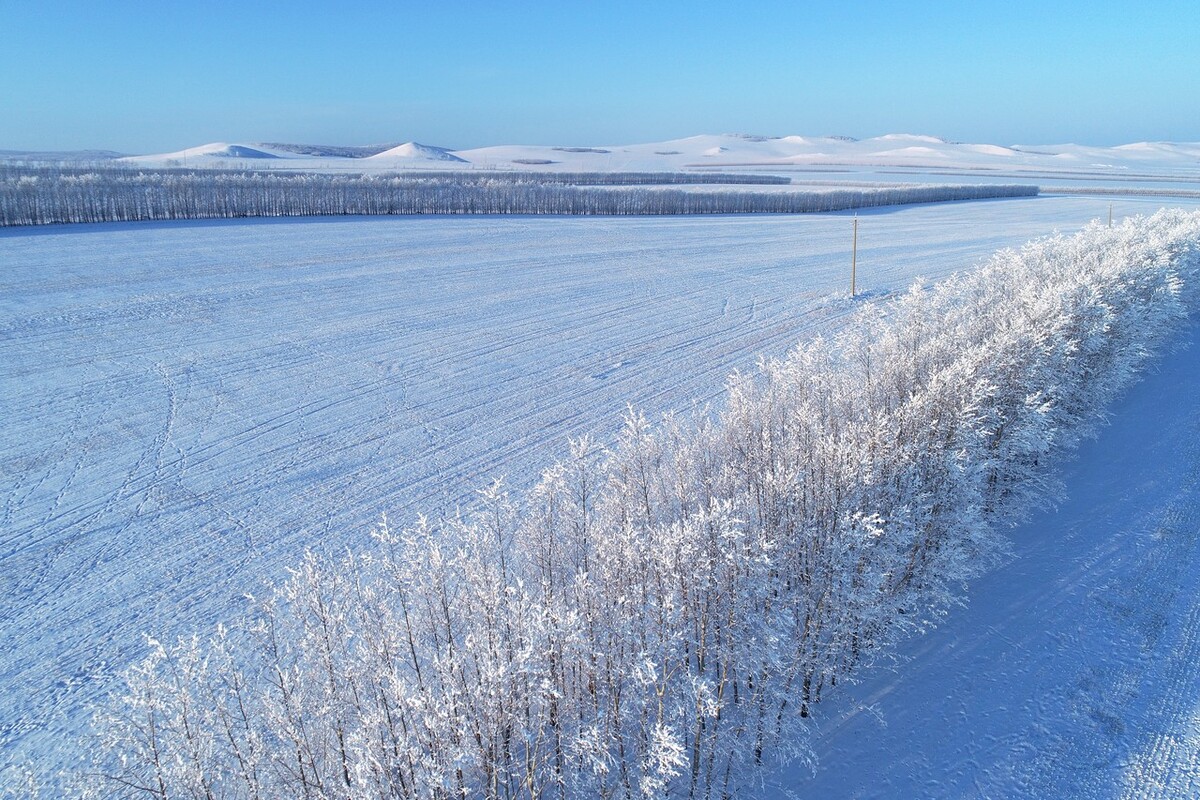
[0,168,1038,226]
[1042,186,1200,199]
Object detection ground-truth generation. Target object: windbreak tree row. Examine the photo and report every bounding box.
[353,170,794,187]
[1043,185,1200,199]
[84,211,1200,799]
[0,164,793,187]
[0,167,1035,226]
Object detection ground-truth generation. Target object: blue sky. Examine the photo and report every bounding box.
[3,0,1198,153]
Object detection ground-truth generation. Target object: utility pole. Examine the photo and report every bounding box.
[851,215,858,297]
[1108,203,1113,227]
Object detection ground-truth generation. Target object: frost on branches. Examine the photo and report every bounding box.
[84,211,1200,798]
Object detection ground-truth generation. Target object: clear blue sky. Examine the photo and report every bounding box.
[3,0,1198,153]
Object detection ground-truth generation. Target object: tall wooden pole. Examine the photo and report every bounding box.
[851,215,858,297]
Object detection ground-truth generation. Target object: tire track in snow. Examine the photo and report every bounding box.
[1026,390,1200,799]
[1113,414,1200,799]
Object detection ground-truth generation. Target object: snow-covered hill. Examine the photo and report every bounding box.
[365,141,467,163]
[111,133,1200,178]
[120,141,295,164]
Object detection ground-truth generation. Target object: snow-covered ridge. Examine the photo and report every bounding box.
[105,133,1200,176]
[122,142,291,162]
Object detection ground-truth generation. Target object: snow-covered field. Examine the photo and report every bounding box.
[3,193,1200,787]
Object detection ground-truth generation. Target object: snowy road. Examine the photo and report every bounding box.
[1,196,1197,780]
[777,325,1200,797]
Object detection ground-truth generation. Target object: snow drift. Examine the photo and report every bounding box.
[83,211,1200,798]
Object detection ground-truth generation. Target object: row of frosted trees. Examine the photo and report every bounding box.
[0,166,1034,226]
[82,211,1200,799]
[1044,185,1200,199]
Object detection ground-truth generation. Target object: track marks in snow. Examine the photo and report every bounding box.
[1023,367,1200,799]
[1112,417,1200,799]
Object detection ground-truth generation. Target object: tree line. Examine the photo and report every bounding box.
[76,210,1200,799]
[0,165,1035,226]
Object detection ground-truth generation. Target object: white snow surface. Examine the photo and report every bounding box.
[4,195,1200,787]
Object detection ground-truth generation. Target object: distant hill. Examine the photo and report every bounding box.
[366,142,468,162]
[106,134,1200,178]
